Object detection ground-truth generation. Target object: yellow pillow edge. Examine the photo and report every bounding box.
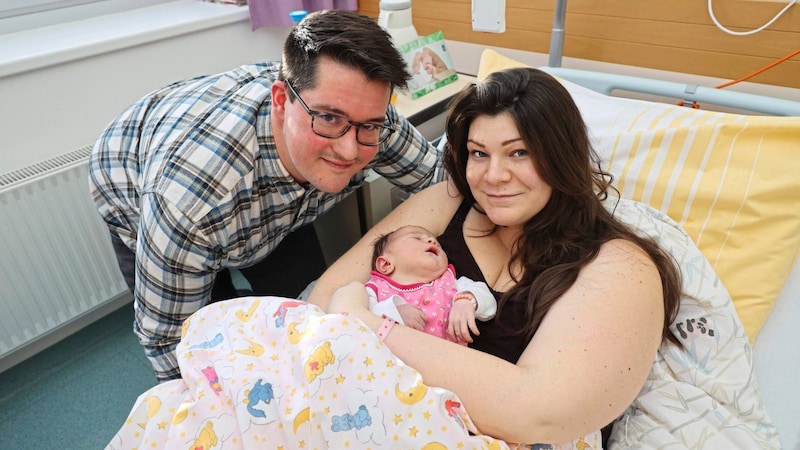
[477,49,531,80]
[476,48,799,342]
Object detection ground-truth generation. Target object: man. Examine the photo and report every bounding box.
[89,10,446,382]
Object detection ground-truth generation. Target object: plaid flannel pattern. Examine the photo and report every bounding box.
[89,62,445,380]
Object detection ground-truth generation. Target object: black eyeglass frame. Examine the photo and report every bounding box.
[284,80,396,147]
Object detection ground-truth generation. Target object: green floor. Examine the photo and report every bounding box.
[0,304,157,449]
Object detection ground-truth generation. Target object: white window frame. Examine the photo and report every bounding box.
[1,1,104,19]
[0,0,175,34]
[0,0,250,77]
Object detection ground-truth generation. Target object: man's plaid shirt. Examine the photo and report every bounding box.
[88,62,446,380]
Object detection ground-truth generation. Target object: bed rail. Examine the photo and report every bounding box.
[541,66,800,117]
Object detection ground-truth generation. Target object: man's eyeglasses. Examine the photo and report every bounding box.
[285,80,395,146]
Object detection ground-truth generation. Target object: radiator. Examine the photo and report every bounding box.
[0,147,129,372]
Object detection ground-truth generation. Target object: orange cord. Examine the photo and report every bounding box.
[715,48,800,89]
[677,47,799,108]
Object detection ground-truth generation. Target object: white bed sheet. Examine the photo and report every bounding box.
[754,256,800,450]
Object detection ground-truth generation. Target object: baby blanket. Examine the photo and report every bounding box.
[106,297,600,449]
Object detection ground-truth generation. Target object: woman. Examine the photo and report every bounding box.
[309,68,778,447]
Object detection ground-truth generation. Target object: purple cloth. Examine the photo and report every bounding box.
[248,0,359,29]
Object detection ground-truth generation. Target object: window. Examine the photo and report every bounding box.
[1,1,104,19]
[0,0,174,34]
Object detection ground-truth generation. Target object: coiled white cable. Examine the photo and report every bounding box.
[708,0,797,36]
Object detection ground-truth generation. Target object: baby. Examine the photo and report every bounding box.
[366,225,496,345]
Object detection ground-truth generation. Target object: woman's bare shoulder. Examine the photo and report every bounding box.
[514,237,665,433]
[579,238,662,298]
[526,237,664,363]
[599,238,660,275]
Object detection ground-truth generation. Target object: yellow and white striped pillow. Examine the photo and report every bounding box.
[478,49,800,342]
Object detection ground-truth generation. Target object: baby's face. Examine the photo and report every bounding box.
[385,225,449,281]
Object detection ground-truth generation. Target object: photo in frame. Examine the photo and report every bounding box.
[398,31,459,99]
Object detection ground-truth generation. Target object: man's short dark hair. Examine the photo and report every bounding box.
[280,10,410,93]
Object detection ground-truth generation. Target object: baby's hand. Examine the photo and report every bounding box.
[397,304,427,331]
[448,297,479,343]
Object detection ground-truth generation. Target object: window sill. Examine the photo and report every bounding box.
[0,0,250,78]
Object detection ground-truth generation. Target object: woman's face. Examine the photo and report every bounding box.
[465,113,553,227]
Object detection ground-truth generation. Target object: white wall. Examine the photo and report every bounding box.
[0,6,293,370]
[0,9,291,175]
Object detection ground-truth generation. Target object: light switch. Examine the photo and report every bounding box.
[472,0,506,33]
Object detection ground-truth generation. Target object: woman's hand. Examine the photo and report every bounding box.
[327,281,371,315]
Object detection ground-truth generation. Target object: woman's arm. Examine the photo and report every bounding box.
[328,238,664,445]
[307,181,461,309]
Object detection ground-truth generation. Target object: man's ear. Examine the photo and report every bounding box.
[375,256,394,275]
[271,80,288,118]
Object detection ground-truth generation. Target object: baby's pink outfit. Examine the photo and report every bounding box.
[366,264,462,344]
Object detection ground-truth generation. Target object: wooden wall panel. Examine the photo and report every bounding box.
[358,0,800,89]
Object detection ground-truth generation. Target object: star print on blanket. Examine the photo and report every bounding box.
[106,296,517,449]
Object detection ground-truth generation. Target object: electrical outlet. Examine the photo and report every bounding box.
[472,0,506,33]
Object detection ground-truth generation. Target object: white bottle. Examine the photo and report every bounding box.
[377,0,419,47]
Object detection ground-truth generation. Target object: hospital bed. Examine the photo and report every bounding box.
[537,3,799,444]
[455,49,799,449]
[543,66,800,450]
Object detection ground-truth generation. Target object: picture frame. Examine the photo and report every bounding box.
[398,31,459,100]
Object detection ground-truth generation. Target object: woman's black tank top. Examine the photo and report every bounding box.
[440,200,616,444]
[438,200,531,363]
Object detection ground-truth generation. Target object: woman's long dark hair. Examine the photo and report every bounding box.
[444,68,681,345]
